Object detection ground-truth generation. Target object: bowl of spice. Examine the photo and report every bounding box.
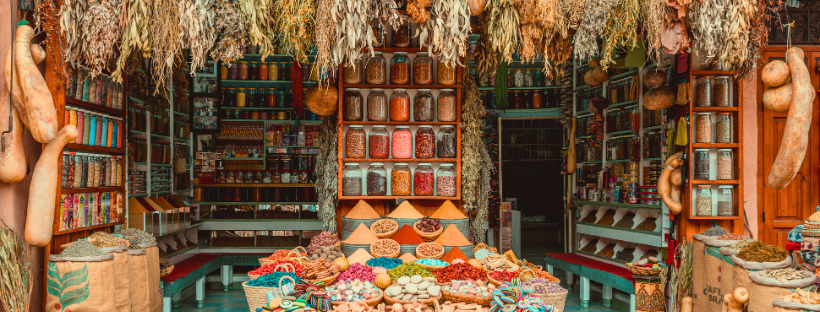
[342,223,381,257]
[413,217,443,241]
[487,269,519,286]
[371,219,400,239]
[370,239,401,258]
[414,258,449,272]
[416,242,445,259]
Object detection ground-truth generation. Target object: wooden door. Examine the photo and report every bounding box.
[758,50,820,246]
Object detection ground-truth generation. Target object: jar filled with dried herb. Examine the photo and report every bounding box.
[343,163,363,196]
[694,149,710,180]
[696,186,712,216]
[390,89,410,121]
[368,89,388,121]
[391,163,412,196]
[514,69,524,87]
[269,62,279,81]
[367,163,387,196]
[238,61,249,80]
[393,23,411,48]
[414,163,434,195]
[715,112,732,143]
[413,52,433,85]
[344,88,364,121]
[345,125,366,158]
[437,163,456,197]
[717,186,734,216]
[717,149,733,180]
[713,76,731,107]
[391,52,410,85]
[369,126,390,159]
[343,60,362,84]
[438,62,456,85]
[695,76,711,107]
[367,52,387,85]
[695,113,712,143]
[437,89,457,122]
[437,125,457,158]
[414,89,434,121]
[415,126,435,158]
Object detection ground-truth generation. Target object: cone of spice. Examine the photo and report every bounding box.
[343,223,379,245]
[399,253,418,263]
[441,246,468,263]
[392,225,425,245]
[387,201,425,219]
[434,224,472,246]
[348,248,374,265]
[345,200,381,219]
[430,200,466,219]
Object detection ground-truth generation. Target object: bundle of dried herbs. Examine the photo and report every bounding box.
[461,53,492,243]
[736,0,782,79]
[688,0,730,66]
[572,0,616,61]
[558,62,572,128]
[112,0,151,82]
[473,13,498,76]
[669,240,692,310]
[642,0,670,65]
[372,0,406,31]
[80,0,124,77]
[315,118,339,232]
[718,0,756,75]
[210,0,248,65]
[485,0,519,63]
[330,0,376,69]
[544,35,572,79]
[238,0,276,59]
[737,241,788,263]
[561,0,586,32]
[272,0,315,63]
[418,0,471,67]
[599,0,640,69]
[313,0,336,84]
[177,0,218,75]
[59,0,88,68]
[0,222,32,312]
[35,1,68,84]
[515,0,559,64]
[151,0,181,94]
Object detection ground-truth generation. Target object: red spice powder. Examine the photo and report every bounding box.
[391,225,425,245]
[440,247,468,263]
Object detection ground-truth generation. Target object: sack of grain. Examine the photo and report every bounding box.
[731,254,792,293]
[717,240,755,296]
[141,241,162,312]
[691,235,706,310]
[100,245,131,312]
[697,235,741,311]
[46,254,116,312]
[127,246,152,312]
[747,270,816,312]
[772,299,820,312]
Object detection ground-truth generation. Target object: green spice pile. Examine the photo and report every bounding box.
[387,263,433,281]
[580,239,598,253]
[59,240,104,258]
[614,212,635,228]
[699,226,728,237]
[737,242,788,263]
[729,240,754,251]
[88,232,125,248]
[762,268,807,283]
[116,227,155,248]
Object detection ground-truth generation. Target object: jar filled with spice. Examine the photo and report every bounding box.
[696,186,713,216]
[437,89,457,122]
[269,62,279,81]
[279,62,290,81]
[695,113,712,143]
[715,112,732,143]
[717,186,734,216]
[717,149,733,180]
[413,52,433,85]
[390,89,410,121]
[367,88,388,121]
[392,126,412,159]
[345,125,366,158]
[249,62,259,80]
[238,61,249,80]
[228,62,239,80]
[259,62,269,80]
[236,88,247,107]
[415,126,435,158]
[343,88,364,121]
[343,163,363,196]
[393,23,411,48]
[437,125,457,158]
[532,91,542,109]
[695,76,711,107]
[368,126,390,159]
[713,76,731,107]
[366,52,387,85]
[226,170,235,183]
[437,163,456,197]
[367,163,387,196]
[694,149,710,180]
[391,52,410,85]
[391,163,412,196]
[372,21,385,48]
[414,89,434,121]
[414,163,434,195]
[438,62,456,85]
[266,88,276,107]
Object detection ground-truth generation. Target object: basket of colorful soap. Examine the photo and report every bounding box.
[626,257,665,276]
[383,275,442,305]
[414,259,448,272]
[440,280,494,306]
[327,279,383,307]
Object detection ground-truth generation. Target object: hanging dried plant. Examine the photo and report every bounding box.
[238,0,276,60]
[737,0,783,79]
[559,62,573,128]
[416,0,471,67]
[599,0,640,69]
[59,0,87,68]
[407,0,432,23]
[643,0,670,65]
[486,0,519,63]
[112,0,151,82]
[210,0,249,65]
[719,0,755,75]
[689,0,730,65]
[177,0,218,75]
[461,54,492,243]
[35,1,68,84]
[151,0,181,94]
[561,0,586,32]
[515,0,559,63]
[315,118,338,232]
[313,0,335,85]
[544,35,572,79]
[79,0,123,77]
[0,222,33,312]
[372,0,407,30]
[331,0,376,69]
[474,12,498,76]
[573,0,616,61]
[272,0,315,63]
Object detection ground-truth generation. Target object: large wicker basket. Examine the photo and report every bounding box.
[416,243,445,259]
[305,272,339,286]
[160,265,175,278]
[331,289,384,308]
[486,270,520,287]
[383,293,441,305]
[415,261,446,272]
[371,219,400,239]
[440,288,493,306]
[534,290,568,312]
[626,263,662,276]
[413,221,443,241]
[379,300,439,312]
[242,276,297,312]
[370,239,401,258]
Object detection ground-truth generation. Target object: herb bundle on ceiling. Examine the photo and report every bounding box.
[371,0,406,31]
[330,0,376,69]
[572,0,616,61]
[688,0,730,66]
[112,0,151,82]
[460,54,492,243]
[59,0,88,68]
[561,0,587,33]
[34,1,68,83]
[738,0,784,79]
[474,12,498,76]
[177,0,218,75]
[599,0,640,69]
[210,0,249,65]
[313,0,336,84]
[315,118,339,232]
[642,0,670,66]
[272,0,315,64]
[486,0,519,64]
[151,0,181,94]
[80,0,124,77]
[544,35,572,79]
[417,0,471,67]
[238,0,276,60]
[515,0,559,64]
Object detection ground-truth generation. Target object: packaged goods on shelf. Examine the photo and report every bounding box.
[59,191,124,231]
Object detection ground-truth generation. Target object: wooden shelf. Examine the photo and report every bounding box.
[61,186,125,194]
[342,158,457,163]
[691,180,740,185]
[221,107,294,110]
[692,70,735,76]
[56,221,125,235]
[371,47,426,53]
[341,84,458,89]
[193,201,316,205]
[574,200,662,209]
[606,100,639,109]
[691,143,739,148]
[196,183,314,187]
[341,121,459,126]
[692,107,740,112]
[64,143,125,154]
[606,130,636,136]
[220,157,264,161]
[688,216,742,220]
[66,98,125,116]
[339,195,460,200]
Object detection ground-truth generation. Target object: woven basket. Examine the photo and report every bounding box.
[416,243,445,259]
[535,291,568,312]
[474,243,498,254]
[160,265,175,278]
[370,239,401,258]
[371,219,400,239]
[413,221,443,241]
[487,270,519,287]
[626,263,662,276]
[243,276,296,312]
[248,273,261,280]
[383,293,441,305]
[286,247,310,265]
[331,289,384,308]
[305,272,339,286]
[259,258,275,266]
[440,288,493,306]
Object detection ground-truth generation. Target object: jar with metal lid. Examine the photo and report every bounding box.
[273,170,282,183]
[345,125,366,158]
[217,171,226,183]
[343,60,362,84]
[228,62,239,80]
[532,91,542,109]
[717,149,733,180]
[437,163,456,197]
[391,163,412,196]
[695,113,712,143]
[694,149,710,180]
[715,112,732,143]
[414,89,434,121]
[392,126,412,159]
[367,88,388,121]
[391,52,410,85]
[713,76,731,107]
[247,88,258,108]
[390,89,410,121]
[696,186,713,216]
[437,126,457,158]
[414,163,434,195]
[392,23,411,48]
[259,62,269,80]
[279,62,289,81]
[415,126,435,158]
[266,88,276,107]
[236,88,247,108]
[413,52,433,85]
[695,76,711,106]
[253,170,262,183]
[281,170,291,183]
[510,91,521,109]
[343,88,364,121]
[438,62,456,85]
[717,186,734,216]
[366,52,387,84]
[342,163,363,196]
[238,61,249,80]
[372,20,385,47]
[524,69,534,87]
[368,126,390,159]
[269,62,279,81]
[249,62,259,80]
[437,89,457,122]
[366,163,387,195]
[513,69,524,87]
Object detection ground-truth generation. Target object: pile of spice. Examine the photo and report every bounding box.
[416,242,444,258]
[343,223,380,245]
[416,259,448,267]
[522,278,566,295]
[348,248,374,265]
[415,217,442,233]
[615,248,635,262]
[372,219,399,237]
[309,245,343,261]
[399,253,418,263]
[778,288,820,304]
[581,211,598,223]
[580,239,599,253]
[635,218,657,231]
[596,210,616,226]
[434,263,487,283]
[717,233,746,241]
[367,257,404,269]
[59,240,104,257]
[596,244,616,257]
[371,239,401,257]
[392,225,425,245]
[762,268,808,283]
[175,237,188,250]
[700,226,729,236]
[640,250,659,260]
[488,270,517,282]
[345,200,381,219]
[88,232,125,248]
[729,240,754,250]
[337,263,376,283]
[388,263,434,281]
[116,227,155,247]
[614,212,635,228]
[738,241,788,262]
[388,201,425,219]
[245,272,301,287]
[307,231,340,254]
[433,224,471,246]
[429,200,467,219]
[440,247,468,263]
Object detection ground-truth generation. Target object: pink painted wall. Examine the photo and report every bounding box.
[0,5,45,312]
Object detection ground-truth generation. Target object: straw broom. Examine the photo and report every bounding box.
[0,220,33,312]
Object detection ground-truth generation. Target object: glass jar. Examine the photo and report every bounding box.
[437,89,457,122]
[343,60,362,84]
[514,69,524,87]
[228,62,239,80]
[532,91,542,109]
[696,186,713,216]
[366,52,387,84]
[390,89,410,121]
[717,186,734,216]
[219,64,228,80]
[534,70,544,87]
[236,170,245,183]
[367,88,388,121]
[695,113,712,143]
[413,52,433,85]
[236,88,247,108]
[276,89,286,108]
[343,88,364,121]
[259,62,269,80]
[507,69,515,87]
[226,170,235,183]
[392,126,412,159]
[392,23,411,48]
[269,62,279,81]
[281,170,291,183]
[524,69,533,87]
[414,89,434,121]
[266,88,277,107]
[510,91,521,109]
[414,163,434,195]
[415,126,435,158]
[238,61,249,80]
[345,125,366,158]
[694,149,710,180]
[367,163,387,196]
[369,126,390,159]
[438,62,456,85]
[279,62,290,81]
[391,163,412,196]
[342,163,363,196]
[264,170,273,183]
[717,149,733,180]
[247,88,257,108]
[437,163,456,197]
[372,21,385,48]
[249,62,259,80]
[436,125,457,158]
[715,112,732,143]
[695,76,711,107]
[713,76,731,107]
[254,170,262,183]
[391,52,410,85]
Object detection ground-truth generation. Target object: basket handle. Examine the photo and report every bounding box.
[275,263,296,272]
[517,268,536,281]
[279,275,296,288]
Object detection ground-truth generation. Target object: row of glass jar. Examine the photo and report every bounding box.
[693,149,734,180]
[66,67,124,110]
[344,88,456,122]
[481,90,553,109]
[65,106,124,148]
[345,125,456,159]
[342,163,456,197]
[222,109,320,121]
[216,170,316,184]
[695,185,734,217]
[343,52,457,85]
[62,153,123,189]
[219,61,319,82]
[695,76,733,107]
[694,112,733,143]
[476,68,551,88]
[223,87,294,108]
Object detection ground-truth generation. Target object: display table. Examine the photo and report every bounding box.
[544,253,635,310]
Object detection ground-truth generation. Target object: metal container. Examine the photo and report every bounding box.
[340,217,380,241]
[439,218,470,240]
[387,217,422,231]
[399,244,419,257]
[340,243,371,257]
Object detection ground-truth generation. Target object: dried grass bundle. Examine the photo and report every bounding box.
[417,0,471,67]
[80,0,124,77]
[460,54,492,244]
[599,0,640,69]
[273,0,315,63]
[313,0,335,84]
[112,0,151,82]
[643,0,670,65]
[515,0,559,63]
[474,12,498,76]
[573,0,616,61]
[0,221,33,312]
[734,0,783,79]
[315,118,339,232]
[670,240,693,311]
[238,0,276,60]
[35,1,68,84]
[486,0,519,63]
[372,0,407,31]
[59,0,88,68]
[151,0,181,94]
[561,0,586,32]
[719,0,756,74]
[177,0,218,75]
[544,35,572,79]
[210,0,249,65]
[330,0,376,68]
[689,0,730,64]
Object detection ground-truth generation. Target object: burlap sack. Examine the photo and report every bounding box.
[699,237,742,311]
[691,235,707,310]
[140,241,162,312]
[46,254,116,312]
[773,299,820,312]
[747,270,816,312]
[100,245,131,312]
[731,254,792,292]
[128,247,151,312]
[718,247,740,294]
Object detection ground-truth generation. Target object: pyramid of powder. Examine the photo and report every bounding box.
[441,246,469,263]
[399,253,418,263]
[348,248,373,265]
[345,200,381,219]
[387,201,424,219]
[430,200,466,219]
[434,224,472,246]
[343,223,379,245]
